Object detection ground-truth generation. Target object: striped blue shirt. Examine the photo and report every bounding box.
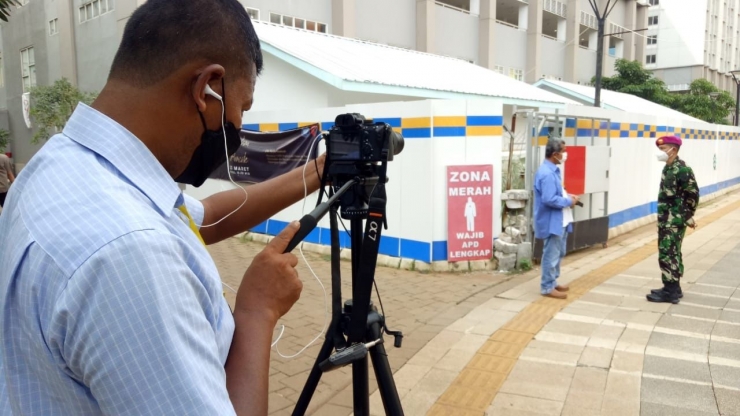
[0,104,237,415]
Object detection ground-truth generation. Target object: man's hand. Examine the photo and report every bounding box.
[234,222,303,324]
[306,153,326,185]
[570,195,580,208]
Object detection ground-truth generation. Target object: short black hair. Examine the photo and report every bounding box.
[109,0,263,87]
[545,138,565,158]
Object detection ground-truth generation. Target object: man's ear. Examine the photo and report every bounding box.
[192,64,225,112]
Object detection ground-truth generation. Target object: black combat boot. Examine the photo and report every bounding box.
[646,282,680,304]
[650,284,683,298]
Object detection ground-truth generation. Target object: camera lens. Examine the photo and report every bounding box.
[390,130,404,156]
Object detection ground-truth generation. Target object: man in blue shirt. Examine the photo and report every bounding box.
[534,139,580,299]
[0,1,324,415]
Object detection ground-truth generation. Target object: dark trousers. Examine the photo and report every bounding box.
[0,192,6,207]
[658,225,686,284]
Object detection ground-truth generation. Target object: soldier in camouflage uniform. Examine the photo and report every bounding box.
[647,135,699,304]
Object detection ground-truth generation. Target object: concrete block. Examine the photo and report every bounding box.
[251,233,272,244]
[502,189,529,201]
[432,261,451,272]
[494,239,519,254]
[470,260,491,271]
[498,233,513,243]
[302,242,322,253]
[384,256,401,269]
[340,248,352,261]
[505,199,526,210]
[400,258,415,270]
[449,261,469,272]
[517,243,533,262]
[495,252,517,271]
[415,261,431,272]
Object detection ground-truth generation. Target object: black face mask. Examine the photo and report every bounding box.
[175,80,241,187]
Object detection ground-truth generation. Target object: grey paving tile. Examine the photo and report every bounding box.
[640,378,718,413]
[726,300,740,310]
[680,294,730,309]
[710,340,740,362]
[578,347,613,369]
[719,309,740,324]
[715,387,740,416]
[670,304,722,321]
[685,284,736,297]
[541,320,600,338]
[642,355,712,384]
[648,332,710,356]
[640,402,718,416]
[712,322,740,340]
[655,314,716,335]
[709,364,740,390]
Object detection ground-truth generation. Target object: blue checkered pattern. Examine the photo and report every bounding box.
[0,104,236,415]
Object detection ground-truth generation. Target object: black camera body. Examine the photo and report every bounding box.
[327,113,403,166]
[324,113,404,219]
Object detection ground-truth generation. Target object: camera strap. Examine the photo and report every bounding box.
[347,189,386,344]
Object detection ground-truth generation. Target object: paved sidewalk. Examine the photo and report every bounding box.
[389,191,740,416]
[208,191,740,415]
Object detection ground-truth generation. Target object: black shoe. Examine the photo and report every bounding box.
[650,287,683,298]
[646,288,680,304]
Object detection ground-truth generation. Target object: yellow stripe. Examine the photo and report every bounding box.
[629,131,638,138]
[177,206,206,246]
[260,123,279,132]
[565,128,575,137]
[621,123,630,130]
[392,127,402,134]
[401,117,431,128]
[434,116,467,127]
[467,126,502,136]
[298,122,317,127]
[576,119,593,128]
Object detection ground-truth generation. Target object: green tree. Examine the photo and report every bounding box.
[0,129,8,153]
[0,0,21,22]
[594,59,736,124]
[671,79,736,124]
[29,78,97,144]
[594,59,673,105]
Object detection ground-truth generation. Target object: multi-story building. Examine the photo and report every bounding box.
[0,0,648,168]
[648,0,740,95]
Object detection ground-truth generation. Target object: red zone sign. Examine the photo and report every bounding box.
[447,165,494,262]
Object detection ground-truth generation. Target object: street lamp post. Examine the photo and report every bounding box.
[729,70,740,126]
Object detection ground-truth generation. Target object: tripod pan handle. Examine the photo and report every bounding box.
[284,214,318,253]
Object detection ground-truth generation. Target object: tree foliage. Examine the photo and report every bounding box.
[0,0,20,22]
[0,129,8,153]
[29,78,97,144]
[594,59,736,124]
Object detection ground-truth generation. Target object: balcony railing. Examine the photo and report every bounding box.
[435,1,478,16]
[496,19,520,30]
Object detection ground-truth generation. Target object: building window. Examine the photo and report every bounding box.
[649,0,659,5]
[648,16,659,26]
[49,18,58,36]
[509,68,523,81]
[646,54,656,64]
[246,7,259,21]
[79,0,113,23]
[647,35,657,45]
[494,65,505,75]
[269,12,327,33]
[20,46,35,93]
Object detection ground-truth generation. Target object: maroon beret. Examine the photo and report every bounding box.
[656,135,682,147]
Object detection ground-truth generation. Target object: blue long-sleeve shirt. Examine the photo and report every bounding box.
[534,160,573,239]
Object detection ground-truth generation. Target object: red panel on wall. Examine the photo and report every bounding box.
[564,146,586,195]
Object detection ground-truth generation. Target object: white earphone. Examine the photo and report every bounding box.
[204,84,222,102]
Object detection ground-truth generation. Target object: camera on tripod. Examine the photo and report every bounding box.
[285,113,407,415]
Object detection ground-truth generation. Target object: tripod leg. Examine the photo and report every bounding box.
[352,355,370,416]
[292,334,335,416]
[367,319,404,416]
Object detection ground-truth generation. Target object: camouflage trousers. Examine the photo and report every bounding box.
[658,225,687,284]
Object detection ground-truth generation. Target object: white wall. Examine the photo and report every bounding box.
[186,99,504,264]
[563,103,740,237]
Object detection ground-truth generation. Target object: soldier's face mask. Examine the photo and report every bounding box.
[656,147,674,162]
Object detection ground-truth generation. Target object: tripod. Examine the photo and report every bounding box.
[285,179,404,416]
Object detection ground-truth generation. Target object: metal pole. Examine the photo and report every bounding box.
[594,18,605,108]
[736,81,739,127]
